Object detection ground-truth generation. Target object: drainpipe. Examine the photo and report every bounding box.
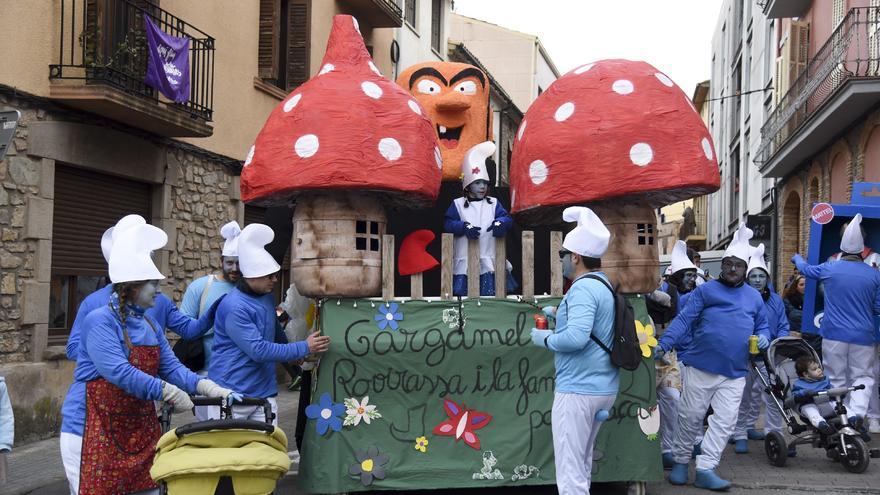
[770,178,779,284]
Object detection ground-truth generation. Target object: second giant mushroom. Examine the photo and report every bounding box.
[510,59,720,293]
[241,15,441,297]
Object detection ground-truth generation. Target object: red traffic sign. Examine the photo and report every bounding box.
[811,203,835,225]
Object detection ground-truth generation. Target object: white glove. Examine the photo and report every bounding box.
[197,379,234,400]
[649,289,672,308]
[161,382,194,413]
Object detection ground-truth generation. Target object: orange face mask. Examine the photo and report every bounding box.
[398,62,492,181]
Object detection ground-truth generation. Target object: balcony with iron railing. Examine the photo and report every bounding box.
[758,7,880,177]
[342,0,403,28]
[49,0,215,137]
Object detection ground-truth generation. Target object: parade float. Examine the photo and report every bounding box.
[241,15,720,494]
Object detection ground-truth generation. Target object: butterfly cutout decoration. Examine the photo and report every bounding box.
[432,398,492,450]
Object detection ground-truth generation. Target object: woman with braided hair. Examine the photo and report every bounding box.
[63,219,241,495]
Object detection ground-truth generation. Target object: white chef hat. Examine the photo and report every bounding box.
[669,240,697,275]
[748,243,769,275]
[723,223,754,263]
[220,221,242,257]
[841,214,865,255]
[101,214,147,264]
[461,141,494,188]
[238,223,281,278]
[561,206,611,258]
[108,222,167,284]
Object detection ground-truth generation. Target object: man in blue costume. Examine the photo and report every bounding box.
[530,206,618,495]
[792,214,880,431]
[656,223,771,491]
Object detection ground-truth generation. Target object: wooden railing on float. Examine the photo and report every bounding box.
[381,231,564,300]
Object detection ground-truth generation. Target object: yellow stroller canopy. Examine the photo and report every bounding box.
[151,421,291,495]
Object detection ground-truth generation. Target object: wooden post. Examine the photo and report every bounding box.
[441,233,454,300]
[522,231,534,300]
[411,273,423,299]
[550,231,563,297]
[467,238,480,298]
[494,237,507,299]
[382,234,395,301]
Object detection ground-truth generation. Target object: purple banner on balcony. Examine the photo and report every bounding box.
[143,14,190,103]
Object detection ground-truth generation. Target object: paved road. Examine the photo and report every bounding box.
[9,388,880,494]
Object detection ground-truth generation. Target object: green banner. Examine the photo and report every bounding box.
[297,297,662,493]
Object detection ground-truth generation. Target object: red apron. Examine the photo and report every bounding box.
[80,317,162,495]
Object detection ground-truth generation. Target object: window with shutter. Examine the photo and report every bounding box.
[258,0,310,92]
[286,0,310,91]
[258,0,280,80]
[431,0,442,53]
[404,0,417,28]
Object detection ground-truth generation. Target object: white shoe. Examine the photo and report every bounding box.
[868,418,880,434]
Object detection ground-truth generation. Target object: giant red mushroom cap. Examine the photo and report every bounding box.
[241,15,441,207]
[509,59,720,223]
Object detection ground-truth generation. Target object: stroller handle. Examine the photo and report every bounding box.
[175,418,275,437]
[191,397,270,407]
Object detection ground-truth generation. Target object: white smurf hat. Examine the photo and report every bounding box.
[723,223,754,263]
[220,221,242,257]
[747,243,769,275]
[461,141,494,188]
[238,223,281,278]
[101,214,148,264]
[669,240,697,275]
[561,206,611,258]
[841,214,865,255]
[108,223,167,283]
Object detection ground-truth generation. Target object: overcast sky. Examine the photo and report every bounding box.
[453,0,724,96]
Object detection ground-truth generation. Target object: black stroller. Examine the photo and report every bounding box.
[751,337,879,473]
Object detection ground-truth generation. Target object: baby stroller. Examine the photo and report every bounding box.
[151,397,291,494]
[752,336,879,473]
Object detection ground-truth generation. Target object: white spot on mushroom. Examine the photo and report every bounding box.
[378,138,402,161]
[574,63,594,75]
[369,61,382,76]
[529,160,548,185]
[352,17,360,33]
[554,102,575,122]
[655,73,674,87]
[612,80,634,95]
[361,81,383,99]
[434,147,442,169]
[283,93,302,113]
[295,134,319,158]
[701,137,714,160]
[408,99,422,115]
[629,143,654,166]
[319,64,335,75]
[244,145,255,167]
[517,120,527,141]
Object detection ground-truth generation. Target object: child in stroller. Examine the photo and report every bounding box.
[792,356,840,436]
[756,337,877,472]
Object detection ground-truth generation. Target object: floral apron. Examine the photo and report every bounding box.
[80,317,161,495]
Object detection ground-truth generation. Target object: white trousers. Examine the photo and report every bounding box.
[657,386,680,454]
[801,401,838,428]
[822,339,877,418]
[206,397,278,425]
[732,363,783,439]
[551,392,617,495]
[868,345,880,420]
[60,432,82,495]
[672,366,745,471]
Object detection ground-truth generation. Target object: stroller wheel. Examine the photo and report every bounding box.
[841,435,870,473]
[765,431,788,467]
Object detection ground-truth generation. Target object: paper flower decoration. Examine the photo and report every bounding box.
[638,405,660,440]
[305,392,345,435]
[349,446,389,486]
[375,303,403,331]
[432,398,492,450]
[636,320,657,358]
[414,436,429,453]
[344,396,382,426]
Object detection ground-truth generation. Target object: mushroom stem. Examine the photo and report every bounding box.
[589,202,660,294]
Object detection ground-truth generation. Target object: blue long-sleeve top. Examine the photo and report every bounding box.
[66,284,215,360]
[443,199,513,236]
[61,285,215,436]
[658,282,694,357]
[793,255,880,345]
[544,273,619,395]
[764,291,791,340]
[658,280,771,378]
[61,304,201,435]
[208,287,310,398]
[792,376,831,397]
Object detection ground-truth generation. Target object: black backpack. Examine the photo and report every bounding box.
[574,274,642,371]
